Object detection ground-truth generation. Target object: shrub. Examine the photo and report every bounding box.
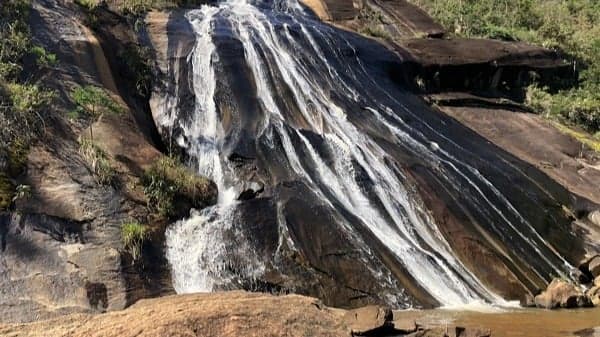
[75,0,99,10]
[121,221,148,261]
[410,0,600,132]
[6,137,30,176]
[141,157,181,217]
[75,0,208,16]
[1,0,57,183]
[0,174,14,211]
[30,45,58,68]
[79,138,117,186]
[141,156,213,218]
[7,82,55,118]
[0,0,32,80]
[120,45,153,97]
[358,6,391,40]
[1,83,54,161]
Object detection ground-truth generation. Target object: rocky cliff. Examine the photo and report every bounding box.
[0,0,216,323]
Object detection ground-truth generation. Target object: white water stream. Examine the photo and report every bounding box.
[160,0,570,307]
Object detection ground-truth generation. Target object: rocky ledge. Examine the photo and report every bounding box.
[0,291,490,337]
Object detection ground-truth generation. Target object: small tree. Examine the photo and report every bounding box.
[70,85,124,142]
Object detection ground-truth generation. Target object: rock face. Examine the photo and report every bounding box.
[0,0,215,323]
[590,211,600,227]
[534,279,592,309]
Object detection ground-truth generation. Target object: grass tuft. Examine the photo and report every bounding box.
[79,138,117,186]
[121,221,148,261]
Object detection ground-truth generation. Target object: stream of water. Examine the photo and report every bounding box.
[159,0,575,308]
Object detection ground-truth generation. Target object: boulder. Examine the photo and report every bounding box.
[588,256,600,278]
[534,279,593,309]
[589,210,600,227]
[520,293,536,307]
[586,286,600,306]
[237,181,265,201]
[342,305,394,335]
[393,316,419,334]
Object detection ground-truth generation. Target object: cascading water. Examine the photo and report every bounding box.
[158,0,578,308]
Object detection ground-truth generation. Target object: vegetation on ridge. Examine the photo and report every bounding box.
[0,0,57,210]
[70,85,125,142]
[141,156,214,218]
[409,0,600,136]
[79,138,118,186]
[75,0,209,15]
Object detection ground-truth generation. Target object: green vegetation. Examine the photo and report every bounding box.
[120,45,153,97]
[1,0,58,210]
[121,221,148,261]
[0,0,32,79]
[0,175,14,210]
[358,6,392,39]
[6,138,29,177]
[141,156,213,218]
[75,0,207,15]
[70,85,124,142]
[79,138,117,186]
[409,0,600,133]
[30,45,58,68]
[1,0,56,144]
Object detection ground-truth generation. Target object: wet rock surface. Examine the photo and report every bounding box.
[145,0,596,311]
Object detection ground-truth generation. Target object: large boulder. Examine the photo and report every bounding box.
[589,210,600,227]
[342,305,395,335]
[534,279,593,309]
[586,285,600,306]
[588,256,600,279]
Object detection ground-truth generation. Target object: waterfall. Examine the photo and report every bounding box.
[159,0,573,308]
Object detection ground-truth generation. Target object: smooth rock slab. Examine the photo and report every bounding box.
[342,305,394,335]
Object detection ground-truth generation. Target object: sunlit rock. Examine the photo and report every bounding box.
[535,279,592,309]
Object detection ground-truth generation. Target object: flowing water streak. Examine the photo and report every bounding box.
[164,0,569,307]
